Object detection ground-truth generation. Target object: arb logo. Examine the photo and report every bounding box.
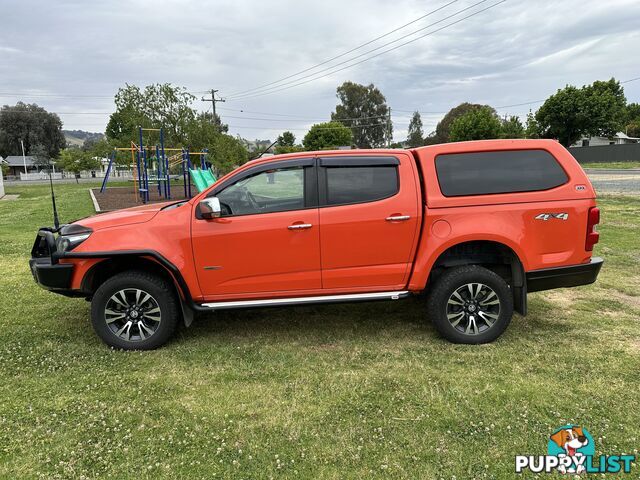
[515,425,636,474]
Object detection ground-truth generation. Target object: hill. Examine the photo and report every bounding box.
[63,130,104,147]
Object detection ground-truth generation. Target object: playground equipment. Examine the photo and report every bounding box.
[100,127,216,203]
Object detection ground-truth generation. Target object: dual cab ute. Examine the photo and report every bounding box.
[30,139,602,349]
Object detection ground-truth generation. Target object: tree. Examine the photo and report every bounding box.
[56,147,101,182]
[209,134,248,175]
[332,81,391,148]
[0,102,66,158]
[536,78,627,146]
[624,102,640,136]
[303,121,352,150]
[626,122,640,138]
[449,106,501,142]
[524,110,541,139]
[434,103,485,143]
[105,83,228,145]
[500,115,525,139]
[406,111,424,147]
[276,131,296,147]
[30,144,53,170]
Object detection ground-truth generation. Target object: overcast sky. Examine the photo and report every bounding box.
[1,0,639,142]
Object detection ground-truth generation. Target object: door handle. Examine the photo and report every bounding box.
[385,215,410,222]
[288,223,313,230]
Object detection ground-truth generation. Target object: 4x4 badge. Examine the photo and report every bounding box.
[535,213,569,221]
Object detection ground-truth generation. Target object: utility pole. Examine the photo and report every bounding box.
[387,108,392,148]
[201,89,225,130]
[20,139,27,174]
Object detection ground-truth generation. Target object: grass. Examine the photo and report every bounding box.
[581,161,640,169]
[1,183,639,479]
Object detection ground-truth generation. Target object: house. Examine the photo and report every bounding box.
[572,132,640,147]
[3,155,39,177]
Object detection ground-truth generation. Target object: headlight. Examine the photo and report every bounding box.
[55,224,92,252]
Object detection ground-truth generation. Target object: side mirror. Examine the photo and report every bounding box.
[199,197,222,219]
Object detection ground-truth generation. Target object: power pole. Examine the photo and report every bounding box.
[201,89,225,130]
[387,108,392,147]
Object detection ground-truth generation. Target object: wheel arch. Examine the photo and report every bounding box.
[426,239,527,315]
[79,253,195,326]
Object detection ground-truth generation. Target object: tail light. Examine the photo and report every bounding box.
[585,207,600,251]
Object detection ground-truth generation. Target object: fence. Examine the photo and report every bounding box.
[20,172,64,181]
[568,143,640,163]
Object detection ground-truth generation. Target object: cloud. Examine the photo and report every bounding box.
[0,0,638,140]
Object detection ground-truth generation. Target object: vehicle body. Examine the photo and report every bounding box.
[30,139,603,349]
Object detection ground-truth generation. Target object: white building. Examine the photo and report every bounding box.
[573,131,640,147]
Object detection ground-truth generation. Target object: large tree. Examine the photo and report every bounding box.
[276,131,296,147]
[209,134,249,174]
[500,115,525,139]
[624,102,640,137]
[536,78,626,146]
[449,106,501,142]
[303,121,352,150]
[105,83,227,145]
[434,103,485,143]
[0,102,66,158]
[331,81,391,148]
[406,111,424,147]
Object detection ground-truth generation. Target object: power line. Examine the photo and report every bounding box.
[0,92,113,99]
[225,0,459,98]
[226,0,504,101]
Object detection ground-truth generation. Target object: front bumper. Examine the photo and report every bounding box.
[29,228,82,296]
[526,257,603,293]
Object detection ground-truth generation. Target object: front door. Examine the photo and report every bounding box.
[317,154,420,289]
[192,159,321,298]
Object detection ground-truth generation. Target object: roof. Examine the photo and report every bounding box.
[614,132,640,140]
[3,156,36,166]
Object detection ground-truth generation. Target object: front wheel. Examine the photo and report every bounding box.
[427,265,513,344]
[90,271,179,350]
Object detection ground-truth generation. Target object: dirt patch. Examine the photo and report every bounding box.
[542,290,577,312]
[90,186,193,212]
[612,291,640,310]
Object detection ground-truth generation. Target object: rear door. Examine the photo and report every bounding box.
[317,154,421,289]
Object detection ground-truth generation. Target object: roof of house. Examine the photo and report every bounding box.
[3,155,36,166]
[615,132,640,140]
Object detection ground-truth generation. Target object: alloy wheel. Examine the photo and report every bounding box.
[104,288,162,342]
[445,282,501,335]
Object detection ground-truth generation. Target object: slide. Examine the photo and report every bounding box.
[189,168,218,193]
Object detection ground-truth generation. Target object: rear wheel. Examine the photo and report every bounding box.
[427,265,513,344]
[90,271,179,350]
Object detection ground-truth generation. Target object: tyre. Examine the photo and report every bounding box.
[427,265,513,344]
[90,270,179,350]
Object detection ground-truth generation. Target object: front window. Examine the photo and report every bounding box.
[216,166,305,216]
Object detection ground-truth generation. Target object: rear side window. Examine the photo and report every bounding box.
[325,166,398,205]
[435,149,568,197]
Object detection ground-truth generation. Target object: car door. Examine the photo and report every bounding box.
[317,154,420,289]
[191,158,321,298]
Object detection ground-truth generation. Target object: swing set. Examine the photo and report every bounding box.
[100,127,219,203]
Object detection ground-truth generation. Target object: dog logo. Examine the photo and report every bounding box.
[548,425,594,474]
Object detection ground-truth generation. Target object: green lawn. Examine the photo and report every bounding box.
[1,184,639,479]
[581,161,640,169]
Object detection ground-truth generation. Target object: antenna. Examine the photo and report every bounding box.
[251,139,279,160]
[48,161,60,230]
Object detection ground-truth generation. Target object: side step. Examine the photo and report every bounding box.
[199,290,410,310]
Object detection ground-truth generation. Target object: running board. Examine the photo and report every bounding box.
[199,290,410,310]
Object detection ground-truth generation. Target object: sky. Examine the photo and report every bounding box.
[1,0,639,143]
